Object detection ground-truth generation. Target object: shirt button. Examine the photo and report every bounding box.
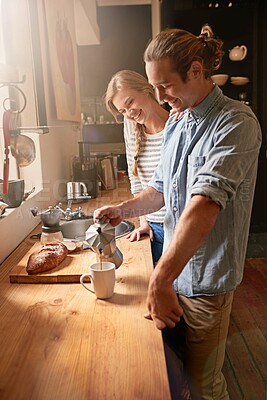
[173,183,176,188]
[173,206,178,212]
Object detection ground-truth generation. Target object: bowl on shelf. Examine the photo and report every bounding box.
[230,76,250,86]
[211,74,229,86]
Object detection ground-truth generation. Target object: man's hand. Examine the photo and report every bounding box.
[94,205,122,226]
[145,270,183,330]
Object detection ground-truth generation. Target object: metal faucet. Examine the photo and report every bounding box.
[55,202,87,221]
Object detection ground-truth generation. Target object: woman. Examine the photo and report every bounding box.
[105,70,169,264]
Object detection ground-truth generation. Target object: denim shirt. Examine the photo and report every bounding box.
[149,85,262,297]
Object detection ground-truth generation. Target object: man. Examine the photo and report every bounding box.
[95,26,261,399]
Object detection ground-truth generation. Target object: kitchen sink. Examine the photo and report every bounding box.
[59,218,134,241]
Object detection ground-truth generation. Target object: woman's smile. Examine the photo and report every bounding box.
[129,109,142,122]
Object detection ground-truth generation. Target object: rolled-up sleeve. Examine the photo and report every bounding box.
[148,159,164,194]
[190,112,262,210]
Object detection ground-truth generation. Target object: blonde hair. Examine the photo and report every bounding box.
[144,24,224,81]
[105,70,158,177]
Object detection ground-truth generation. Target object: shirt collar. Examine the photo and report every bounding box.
[188,84,223,123]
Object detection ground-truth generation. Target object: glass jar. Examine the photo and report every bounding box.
[40,226,64,245]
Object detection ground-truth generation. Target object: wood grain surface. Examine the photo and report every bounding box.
[0,182,171,400]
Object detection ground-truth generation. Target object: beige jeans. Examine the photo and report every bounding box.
[179,292,234,400]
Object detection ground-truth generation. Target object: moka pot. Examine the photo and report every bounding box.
[85,221,123,268]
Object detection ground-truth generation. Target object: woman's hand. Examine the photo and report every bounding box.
[126,220,153,242]
[169,108,185,121]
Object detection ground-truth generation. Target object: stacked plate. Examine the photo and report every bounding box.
[230,76,250,86]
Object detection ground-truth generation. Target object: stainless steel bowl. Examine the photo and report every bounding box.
[60,218,134,241]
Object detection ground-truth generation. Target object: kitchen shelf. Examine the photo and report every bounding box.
[0,75,26,85]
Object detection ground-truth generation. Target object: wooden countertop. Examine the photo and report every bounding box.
[0,181,171,400]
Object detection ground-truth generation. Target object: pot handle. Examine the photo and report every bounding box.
[2,109,11,195]
[23,186,36,201]
[80,182,88,195]
[240,45,247,60]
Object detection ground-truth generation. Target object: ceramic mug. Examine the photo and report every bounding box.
[80,262,116,299]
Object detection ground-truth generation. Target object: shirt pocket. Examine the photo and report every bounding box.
[187,155,206,190]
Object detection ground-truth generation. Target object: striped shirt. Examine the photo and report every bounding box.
[124,117,166,223]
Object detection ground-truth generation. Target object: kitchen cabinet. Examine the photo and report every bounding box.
[81,123,127,173]
[82,123,124,144]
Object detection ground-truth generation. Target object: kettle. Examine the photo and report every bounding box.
[229,45,247,61]
[85,220,123,268]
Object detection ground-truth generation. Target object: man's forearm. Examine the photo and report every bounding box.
[154,195,221,283]
[118,186,164,219]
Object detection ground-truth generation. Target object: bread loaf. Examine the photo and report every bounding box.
[26,242,68,275]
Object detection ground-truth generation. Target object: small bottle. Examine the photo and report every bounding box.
[40,226,64,245]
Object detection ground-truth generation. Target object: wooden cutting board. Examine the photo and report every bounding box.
[9,241,100,284]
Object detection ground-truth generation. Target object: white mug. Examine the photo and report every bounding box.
[80,262,115,299]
